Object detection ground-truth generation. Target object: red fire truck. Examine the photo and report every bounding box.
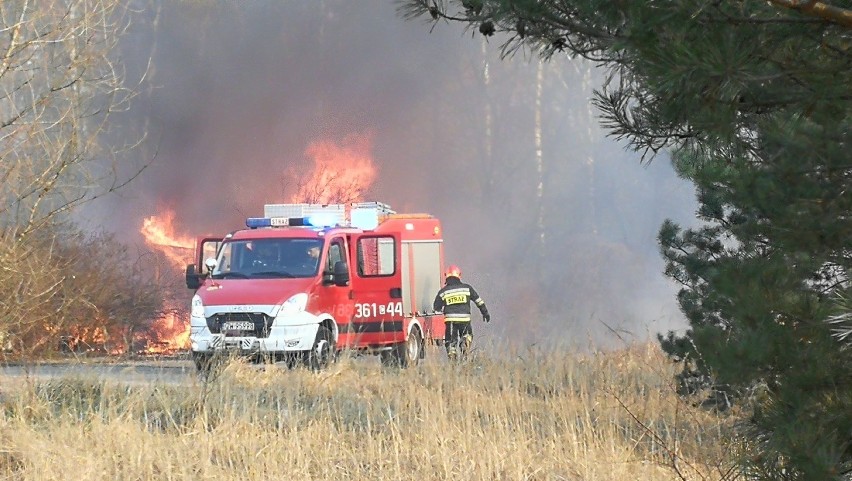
[185,202,447,371]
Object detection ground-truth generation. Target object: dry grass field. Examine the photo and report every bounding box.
[0,343,737,481]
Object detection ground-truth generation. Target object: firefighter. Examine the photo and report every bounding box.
[303,245,321,270]
[250,242,278,268]
[433,264,490,362]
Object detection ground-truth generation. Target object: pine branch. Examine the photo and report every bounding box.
[827,289,852,346]
[766,0,852,28]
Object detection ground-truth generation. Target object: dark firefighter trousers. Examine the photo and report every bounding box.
[445,321,473,360]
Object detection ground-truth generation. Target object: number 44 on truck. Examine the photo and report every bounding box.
[185,202,448,371]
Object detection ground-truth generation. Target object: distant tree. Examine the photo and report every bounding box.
[397,1,851,478]
[284,136,377,204]
[0,1,151,349]
[288,166,372,205]
[0,1,149,237]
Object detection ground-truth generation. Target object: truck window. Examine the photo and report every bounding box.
[200,240,220,273]
[217,242,234,272]
[357,236,395,277]
[211,238,324,278]
[327,238,346,272]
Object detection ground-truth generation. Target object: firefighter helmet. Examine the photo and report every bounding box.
[445,264,462,279]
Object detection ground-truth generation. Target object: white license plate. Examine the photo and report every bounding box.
[222,321,254,331]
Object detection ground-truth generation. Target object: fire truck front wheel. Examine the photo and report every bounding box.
[193,351,229,376]
[193,352,212,373]
[303,325,334,371]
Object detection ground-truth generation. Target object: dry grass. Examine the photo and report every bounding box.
[0,343,737,480]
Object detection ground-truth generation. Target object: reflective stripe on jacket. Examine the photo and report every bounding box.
[433,277,488,322]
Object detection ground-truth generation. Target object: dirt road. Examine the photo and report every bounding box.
[0,358,197,388]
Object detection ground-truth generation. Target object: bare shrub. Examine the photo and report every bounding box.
[0,223,165,358]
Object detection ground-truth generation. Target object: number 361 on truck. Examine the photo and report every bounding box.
[185,202,448,371]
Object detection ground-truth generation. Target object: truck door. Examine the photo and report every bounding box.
[321,235,355,347]
[197,237,223,270]
[345,232,404,346]
[186,236,223,289]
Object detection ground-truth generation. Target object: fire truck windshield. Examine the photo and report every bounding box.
[210,238,324,279]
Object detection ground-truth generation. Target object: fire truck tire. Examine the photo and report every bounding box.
[193,352,212,373]
[384,327,423,368]
[193,351,229,378]
[304,325,334,371]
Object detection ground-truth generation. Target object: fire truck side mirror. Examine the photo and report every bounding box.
[185,264,202,290]
[332,261,349,287]
[204,257,218,272]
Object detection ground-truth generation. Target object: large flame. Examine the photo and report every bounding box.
[132,134,378,356]
[290,133,377,203]
[139,208,193,354]
[143,308,191,355]
[140,209,194,269]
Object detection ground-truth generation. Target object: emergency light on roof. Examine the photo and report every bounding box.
[254,202,396,230]
[245,217,312,229]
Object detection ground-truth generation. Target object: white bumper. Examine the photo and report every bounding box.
[190,308,321,354]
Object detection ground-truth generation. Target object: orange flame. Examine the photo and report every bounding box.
[140,209,194,270]
[62,325,125,355]
[143,309,190,354]
[139,209,193,354]
[291,133,377,203]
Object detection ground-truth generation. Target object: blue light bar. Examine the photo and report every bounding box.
[351,207,380,230]
[288,217,310,226]
[246,217,272,228]
[306,212,340,228]
[247,209,382,230]
[246,217,313,229]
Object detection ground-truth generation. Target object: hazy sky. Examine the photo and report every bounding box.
[83,1,698,349]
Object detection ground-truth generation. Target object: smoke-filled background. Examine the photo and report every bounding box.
[81,1,697,349]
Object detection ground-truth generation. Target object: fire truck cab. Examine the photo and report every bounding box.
[185,202,447,370]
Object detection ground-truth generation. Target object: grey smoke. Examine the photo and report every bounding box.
[82,1,698,349]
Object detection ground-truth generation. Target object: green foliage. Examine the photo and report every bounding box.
[398,0,852,478]
[659,112,852,478]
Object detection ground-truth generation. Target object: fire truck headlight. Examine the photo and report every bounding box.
[191,295,204,318]
[279,293,308,315]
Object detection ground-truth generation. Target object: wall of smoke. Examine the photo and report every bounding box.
[83,1,697,349]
